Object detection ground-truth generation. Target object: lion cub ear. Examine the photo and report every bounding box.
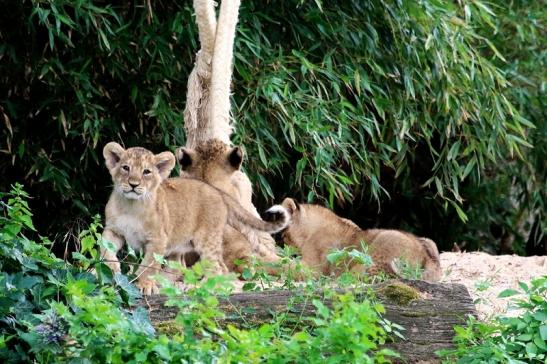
[175,147,195,170]
[281,197,299,215]
[227,146,243,170]
[103,142,125,171]
[154,151,176,180]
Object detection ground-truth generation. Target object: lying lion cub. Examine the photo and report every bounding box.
[101,142,289,294]
[278,198,442,281]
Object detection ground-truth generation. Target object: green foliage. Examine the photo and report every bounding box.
[392,258,424,280]
[158,276,401,364]
[444,0,546,254]
[439,276,547,363]
[236,0,528,208]
[0,0,542,253]
[326,241,374,269]
[0,184,143,362]
[1,184,401,363]
[325,243,425,281]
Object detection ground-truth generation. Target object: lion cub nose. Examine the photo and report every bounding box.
[129,182,139,189]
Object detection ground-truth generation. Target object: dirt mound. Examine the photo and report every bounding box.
[440,251,547,319]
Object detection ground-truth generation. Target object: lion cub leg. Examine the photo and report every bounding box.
[100,229,125,273]
[223,226,252,274]
[193,230,229,276]
[222,227,281,277]
[254,232,281,264]
[135,236,168,295]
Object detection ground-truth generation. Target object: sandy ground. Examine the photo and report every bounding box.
[440,251,547,320]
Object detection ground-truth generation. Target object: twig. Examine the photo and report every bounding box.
[99,259,180,276]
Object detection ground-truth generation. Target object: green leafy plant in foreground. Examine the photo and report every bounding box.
[326,242,374,270]
[1,184,401,363]
[0,184,143,362]
[439,276,547,363]
[391,258,424,281]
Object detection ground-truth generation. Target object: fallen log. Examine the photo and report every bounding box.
[140,279,476,363]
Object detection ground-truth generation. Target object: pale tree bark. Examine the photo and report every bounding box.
[184,0,240,148]
[208,0,241,143]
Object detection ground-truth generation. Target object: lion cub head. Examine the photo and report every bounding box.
[175,139,243,191]
[278,198,309,249]
[103,142,175,200]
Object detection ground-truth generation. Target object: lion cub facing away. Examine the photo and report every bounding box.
[277,198,442,281]
[176,139,281,265]
[101,142,289,295]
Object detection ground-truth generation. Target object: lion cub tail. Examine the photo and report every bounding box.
[221,194,290,233]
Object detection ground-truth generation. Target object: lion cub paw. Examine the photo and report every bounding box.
[137,279,160,295]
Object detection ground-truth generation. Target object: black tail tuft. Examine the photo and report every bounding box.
[261,210,285,223]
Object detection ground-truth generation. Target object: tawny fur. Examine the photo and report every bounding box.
[169,226,280,276]
[280,198,442,281]
[176,139,281,272]
[101,142,289,295]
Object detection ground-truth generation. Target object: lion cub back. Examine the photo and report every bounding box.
[280,198,442,281]
[359,229,442,281]
[161,177,228,236]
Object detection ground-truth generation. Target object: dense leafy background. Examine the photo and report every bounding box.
[0,0,544,254]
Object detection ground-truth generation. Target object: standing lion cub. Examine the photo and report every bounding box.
[276,198,442,281]
[176,139,281,265]
[101,142,289,294]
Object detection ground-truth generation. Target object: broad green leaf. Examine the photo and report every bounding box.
[498,289,519,298]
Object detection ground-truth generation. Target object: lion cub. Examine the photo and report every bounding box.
[277,198,442,281]
[101,142,289,295]
[176,139,281,268]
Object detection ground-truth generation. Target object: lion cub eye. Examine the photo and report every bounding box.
[143,169,152,176]
[122,165,130,172]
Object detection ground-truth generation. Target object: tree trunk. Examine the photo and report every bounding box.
[140,279,476,363]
